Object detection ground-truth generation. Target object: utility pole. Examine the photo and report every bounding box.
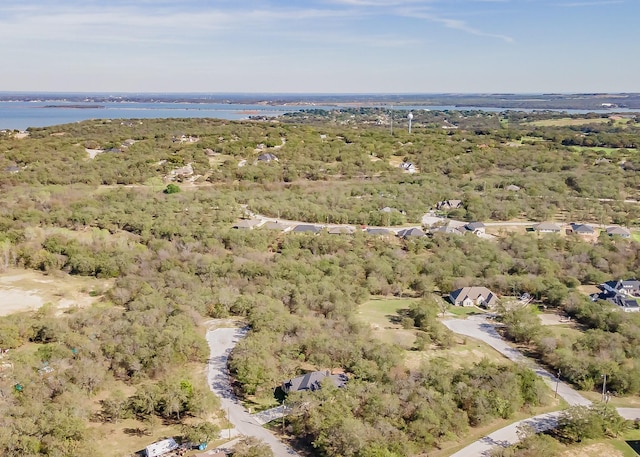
[390,106,394,136]
[602,373,607,402]
[555,369,561,398]
[282,399,285,435]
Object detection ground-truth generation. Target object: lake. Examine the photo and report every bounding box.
[1,99,637,131]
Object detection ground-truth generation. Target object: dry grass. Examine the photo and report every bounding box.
[559,443,624,457]
[526,118,611,127]
[0,268,112,316]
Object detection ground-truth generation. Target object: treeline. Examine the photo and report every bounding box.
[287,359,546,456]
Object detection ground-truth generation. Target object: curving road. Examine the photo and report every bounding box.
[443,314,640,456]
[206,325,300,457]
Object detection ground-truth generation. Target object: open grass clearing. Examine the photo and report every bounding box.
[0,267,112,316]
[405,334,508,370]
[357,296,420,348]
[571,145,636,155]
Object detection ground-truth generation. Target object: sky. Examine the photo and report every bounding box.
[1,0,638,93]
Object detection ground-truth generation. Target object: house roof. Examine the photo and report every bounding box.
[436,199,462,210]
[506,184,521,191]
[602,280,640,293]
[432,224,465,235]
[465,221,485,231]
[257,153,278,162]
[233,219,262,229]
[282,371,348,393]
[292,224,322,233]
[397,227,426,238]
[606,226,631,237]
[570,223,595,234]
[534,222,562,232]
[263,221,291,231]
[449,286,498,306]
[366,227,392,236]
[328,226,355,234]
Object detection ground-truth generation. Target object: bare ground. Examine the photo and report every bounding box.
[0,268,112,316]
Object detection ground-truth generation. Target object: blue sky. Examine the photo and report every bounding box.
[1,0,637,93]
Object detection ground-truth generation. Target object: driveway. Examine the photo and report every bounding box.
[206,326,300,457]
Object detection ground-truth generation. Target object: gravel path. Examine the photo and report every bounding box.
[206,326,300,457]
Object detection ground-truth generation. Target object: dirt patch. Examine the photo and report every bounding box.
[538,313,573,326]
[559,443,623,457]
[0,268,111,316]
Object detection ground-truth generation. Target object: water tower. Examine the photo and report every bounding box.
[407,112,413,134]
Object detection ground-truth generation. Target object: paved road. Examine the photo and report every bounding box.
[443,315,640,456]
[206,326,300,457]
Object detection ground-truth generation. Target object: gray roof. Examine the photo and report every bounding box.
[328,226,355,234]
[292,224,322,233]
[263,221,291,231]
[282,371,348,393]
[366,227,392,236]
[233,219,262,229]
[397,227,426,238]
[606,226,631,237]
[465,221,485,231]
[570,223,595,234]
[257,153,278,162]
[534,222,561,232]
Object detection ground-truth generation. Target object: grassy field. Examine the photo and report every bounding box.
[357,296,419,348]
[358,296,507,369]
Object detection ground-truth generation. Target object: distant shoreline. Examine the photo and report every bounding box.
[41,104,105,109]
[2,92,640,110]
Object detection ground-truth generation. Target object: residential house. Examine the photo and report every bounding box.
[431,224,466,236]
[534,222,562,233]
[399,162,417,173]
[291,224,322,234]
[606,226,631,238]
[263,221,292,232]
[365,227,393,236]
[328,226,355,235]
[567,223,597,241]
[591,282,640,313]
[282,371,348,394]
[435,200,463,211]
[232,219,263,230]
[601,280,640,297]
[257,153,278,163]
[397,227,426,238]
[465,221,486,234]
[449,286,498,308]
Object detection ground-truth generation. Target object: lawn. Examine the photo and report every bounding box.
[357,296,420,348]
